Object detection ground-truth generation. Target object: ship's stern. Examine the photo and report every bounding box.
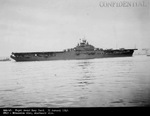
[10,53,16,61]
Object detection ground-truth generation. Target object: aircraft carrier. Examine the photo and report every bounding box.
[10,39,137,62]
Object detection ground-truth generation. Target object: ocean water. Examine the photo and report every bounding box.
[0,55,150,107]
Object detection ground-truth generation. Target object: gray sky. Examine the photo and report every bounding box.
[0,0,150,56]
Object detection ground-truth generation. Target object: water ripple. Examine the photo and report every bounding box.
[0,56,150,107]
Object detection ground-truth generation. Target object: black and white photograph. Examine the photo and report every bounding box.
[0,0,150,115]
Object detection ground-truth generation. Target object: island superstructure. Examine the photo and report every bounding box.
[10,39,137,61]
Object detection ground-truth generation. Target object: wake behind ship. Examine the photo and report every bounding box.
[10,40,137,62]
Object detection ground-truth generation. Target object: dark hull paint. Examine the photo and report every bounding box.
[10,50,135,62]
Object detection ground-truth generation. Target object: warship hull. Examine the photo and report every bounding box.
[10,49,136,62]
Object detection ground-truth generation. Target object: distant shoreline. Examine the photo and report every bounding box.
[0,57,11,61]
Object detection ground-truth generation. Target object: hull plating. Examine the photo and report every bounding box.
[11,50,134,62]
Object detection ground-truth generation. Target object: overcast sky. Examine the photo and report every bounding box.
[0,0,149,56]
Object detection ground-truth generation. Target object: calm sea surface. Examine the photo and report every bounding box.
[0,55,150,107]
